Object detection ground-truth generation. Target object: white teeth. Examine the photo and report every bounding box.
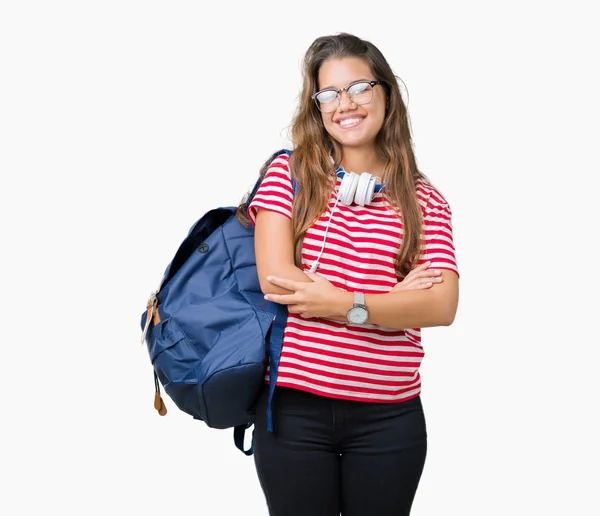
[339,118,362,127]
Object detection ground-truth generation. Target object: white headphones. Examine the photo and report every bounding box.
[337,171,379,207]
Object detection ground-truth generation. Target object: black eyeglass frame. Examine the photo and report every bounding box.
[311,80,387,111]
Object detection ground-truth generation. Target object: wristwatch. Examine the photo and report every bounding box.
[346,292,368,324]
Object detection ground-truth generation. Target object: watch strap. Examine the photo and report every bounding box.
[354,291,365,306]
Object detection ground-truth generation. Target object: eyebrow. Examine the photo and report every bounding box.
[318,78,373,90]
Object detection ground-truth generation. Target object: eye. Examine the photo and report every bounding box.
[348,82,370,95]
[315,90,338,104]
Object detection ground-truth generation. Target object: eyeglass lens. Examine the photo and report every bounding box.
[315,82,374,112]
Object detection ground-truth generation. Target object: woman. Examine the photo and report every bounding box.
[238,32,459,516]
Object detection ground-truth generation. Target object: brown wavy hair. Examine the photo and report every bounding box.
[238,32,427,278]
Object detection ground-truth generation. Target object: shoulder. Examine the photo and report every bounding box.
[266,149,293,170]
[261,150,293,187]
[415,176,452,216]
[259,149,294,187]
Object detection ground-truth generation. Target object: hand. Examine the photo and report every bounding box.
[264,273,345,319]
[391,261,443,292]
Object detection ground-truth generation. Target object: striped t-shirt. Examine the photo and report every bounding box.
[248,151,459,403]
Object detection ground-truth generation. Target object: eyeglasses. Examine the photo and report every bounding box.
[312,80,386,113]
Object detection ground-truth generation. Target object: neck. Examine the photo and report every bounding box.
[336,147,386,177]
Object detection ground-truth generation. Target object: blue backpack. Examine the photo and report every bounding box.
[140,149,296,455]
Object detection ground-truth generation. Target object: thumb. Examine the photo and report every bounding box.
[305,272,321,282]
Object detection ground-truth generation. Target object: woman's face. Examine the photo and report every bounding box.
[316,57,387,152]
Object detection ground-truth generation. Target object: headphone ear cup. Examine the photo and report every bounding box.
[339,172,359,206]
[354,172,376,206]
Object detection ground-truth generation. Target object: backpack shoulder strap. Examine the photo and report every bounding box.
[234,302,288,456]
[233,149,298,456]
[278,148,298,197]
[278,148,299,198]
[244,149,297,215]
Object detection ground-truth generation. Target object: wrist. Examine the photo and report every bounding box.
[335,290,354,318]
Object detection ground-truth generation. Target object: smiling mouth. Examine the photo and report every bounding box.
[337,117,364,129]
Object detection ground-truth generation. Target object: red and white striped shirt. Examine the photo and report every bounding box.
[248,152,459,403]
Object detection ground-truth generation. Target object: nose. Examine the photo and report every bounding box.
[337,89,356,112]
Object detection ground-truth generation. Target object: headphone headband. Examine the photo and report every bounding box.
[336,170,384,192]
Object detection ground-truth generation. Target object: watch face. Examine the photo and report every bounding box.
[347,306,368,324]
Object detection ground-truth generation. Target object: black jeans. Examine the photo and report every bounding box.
[253,386,428,516]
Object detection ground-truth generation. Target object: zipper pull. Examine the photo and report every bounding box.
[153,370,167,416]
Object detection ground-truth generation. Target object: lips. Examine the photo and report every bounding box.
[336,116,364,129]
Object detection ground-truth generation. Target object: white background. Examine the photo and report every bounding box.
[1,1,598,515]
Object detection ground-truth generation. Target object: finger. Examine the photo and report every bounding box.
[419,277,443,287]
[414,270,443,280]
[411,261,431,271]
[267,276,300,291]
[410,276,443,285]
[405,269,442,282]
[392,275,442,291]
[404,262,431,280]
[264,293,297,305]
[410,280,435,289]
[288,305,310,318]
[304,272,321,282]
